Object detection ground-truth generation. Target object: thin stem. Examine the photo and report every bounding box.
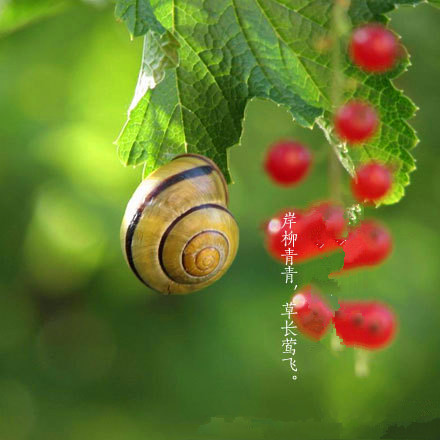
[354,348,371,377]
[328,0,351,202]
[330,328,344,352]
[330,1,346,108]
[329,146,342,201]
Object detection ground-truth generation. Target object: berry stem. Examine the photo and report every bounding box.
[329,146,342,201]
[330,0,349,108]
[354,348,371,378]
[327,0,351,201]
[330,328,345,352]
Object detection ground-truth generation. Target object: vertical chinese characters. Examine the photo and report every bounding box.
[281,301,298,380]
[280,212,298,284]
[279,211,299,380]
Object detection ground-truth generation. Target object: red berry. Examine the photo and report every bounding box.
[333,301,397,349]
[312,202,346,237]
[335,101,378,144]
[342,220,392,271]
[265,208,303,261]
[350,24,399,73]
[264,140,312,186]
[265,202,346,263]
[351,162,392,203]
[291,286,333,340]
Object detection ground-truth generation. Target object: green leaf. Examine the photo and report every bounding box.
[349,0,440,24]
[114,0,164,37]
[0,0,69,35]
[116,29,181,173]
[115,0,438,202]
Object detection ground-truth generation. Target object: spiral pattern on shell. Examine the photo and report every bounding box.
[120,154,239,294]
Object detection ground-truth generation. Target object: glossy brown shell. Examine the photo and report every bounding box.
[120,154,239,294]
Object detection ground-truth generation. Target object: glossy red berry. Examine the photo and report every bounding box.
[351,162,392,203]
[291,286,333,340]
[265,208,303,261]
[312,201,346,238]
[342,220,392,271]
[264,140,312,186]
[350,24,399,73]
[334,101,378,144]
[333,301,397,349]
[265,202,346,263]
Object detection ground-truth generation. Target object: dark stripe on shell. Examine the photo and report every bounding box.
[125,165,214,288]
[158,203,234,283]
[173,154,229,205]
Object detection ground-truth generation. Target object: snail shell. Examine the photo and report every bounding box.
[120,154,239,294]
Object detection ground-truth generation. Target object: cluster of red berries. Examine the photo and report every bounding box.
[265,24,398,201]
[335,24,400,145]
[265,140,392,204]
[291,285,397,350]
[265,202,344,264]
[264,202,392,271]
[262,23,401,360]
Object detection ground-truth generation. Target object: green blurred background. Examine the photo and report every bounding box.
[1,1,440,439]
